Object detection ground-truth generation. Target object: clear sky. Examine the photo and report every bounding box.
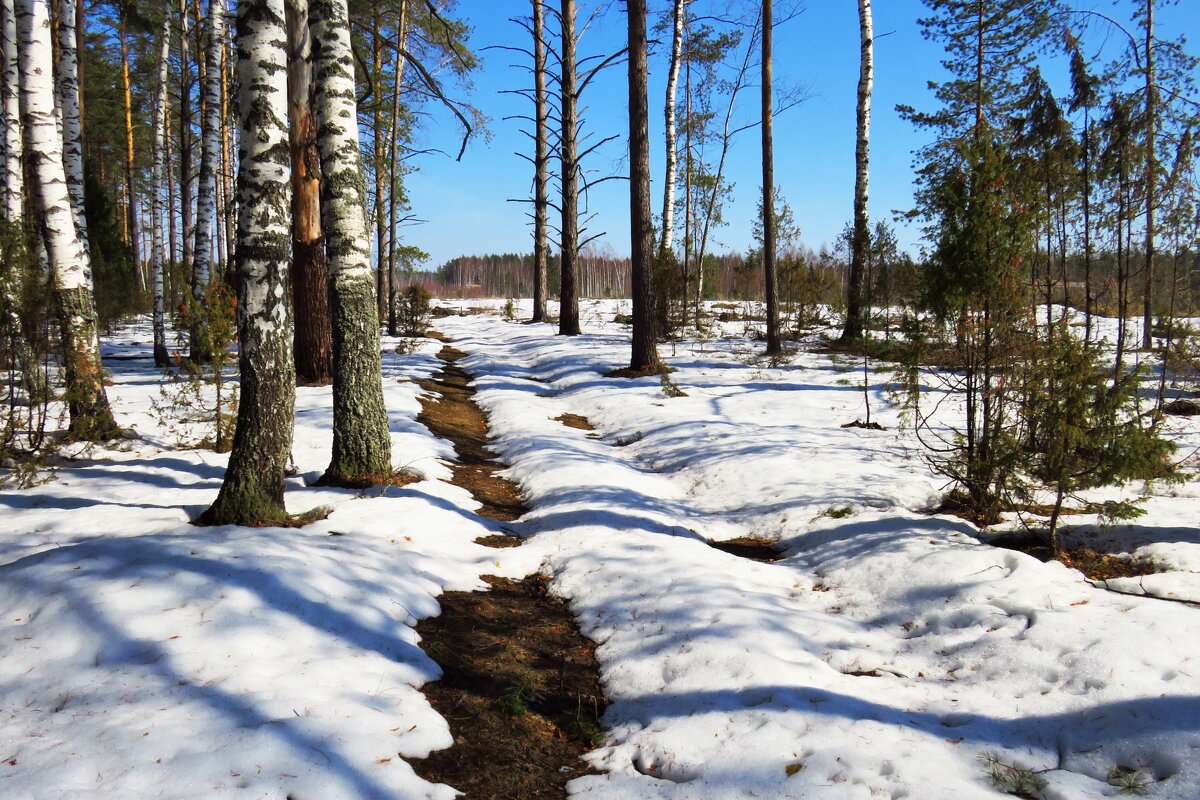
[399,0,1198,271]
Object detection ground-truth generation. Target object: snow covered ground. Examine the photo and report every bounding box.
[1,304,1198,799]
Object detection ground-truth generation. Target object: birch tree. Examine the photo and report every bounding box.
[191,0,225,360]
[200,0,295,526]
[628,0,658,371]
[659,0,684,257]
[151,11,171,367]
[18,0,118,438]
[840,0,873,341]
[56,0,87,248]
[311,0,392,485]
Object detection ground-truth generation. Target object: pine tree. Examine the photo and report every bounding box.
[627,0,658,372]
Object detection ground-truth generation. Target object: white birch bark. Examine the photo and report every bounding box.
[1,0,20,222]
[55,0,87,249]
[18,0,116,436]
[310,0,391,483]
[193,0,224,300]
[151,12,171,366]
[659,0,684,256]
[840,0,873,340]
[201,0,296,525]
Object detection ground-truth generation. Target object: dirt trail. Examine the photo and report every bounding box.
[410,334,608,799]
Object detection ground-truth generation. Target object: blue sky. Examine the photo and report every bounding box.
[400,0,1197,270]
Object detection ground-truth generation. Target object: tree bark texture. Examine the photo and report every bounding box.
[192,0,225,350]
[286,0,332,383]
[627,0,658,371]
[531,0,548,322]
[201,0,296,526]
[18,0,117,438]
[152,11,172,366]
[310,0,392,484]
[840,0,872,341]
[558,0,579,335]
[761,0,780,356]
[659,0,684,256]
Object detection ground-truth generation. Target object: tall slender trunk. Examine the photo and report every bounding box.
[18,0,118,439]
[118,4,141,290]
[220,26,235,277]
[531,0,548,322]
[57,0,87,254]
[840,0,872,342]
[1081,107,1093,341]
[558,0,580,335]
[287,0,332,383]
[371,10,385,320]
[1141,0,1156,350]
[385,0,407,337]
[200,0,296,527]
[659,0,684,257]
[190,0,224,360]
[152,12,171,367]
[628,0,657,371]
[310,0,392,484]
[179,0,194,279]
[761,0,780,356]
[0,0,43,398]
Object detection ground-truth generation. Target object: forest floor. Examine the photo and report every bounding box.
[0,298,1198,799]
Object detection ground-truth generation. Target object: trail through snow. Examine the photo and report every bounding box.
[1,303,1198,799]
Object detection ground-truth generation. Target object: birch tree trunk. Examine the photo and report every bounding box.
[56,0,87,251]
[151,12,171,367]
[659,0,684,257]
[200,0,295,526]
[558,0,580,335]
[178,0,194,278]
[191,0,224,360]
[0,0,43,400]
[840,0,872,341]
[628,0,658,371]
[761,0,781,356]
[286,0,332,383]
[531,0,548,322]
[310,0,392,484]
[18,0,118,438]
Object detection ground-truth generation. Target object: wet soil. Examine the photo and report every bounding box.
[416,345,529,525]
[986,533,1163,581]
[413,574,608,799]
[708,536,784,563]
[410,334,609,798]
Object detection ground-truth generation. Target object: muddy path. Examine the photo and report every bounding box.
[410,333,608,799]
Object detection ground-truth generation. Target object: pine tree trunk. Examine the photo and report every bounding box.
[310,0,392,485]
[191,0,224,360]
[18,0,118,439]
[118,4,141,291]
[531,0,548,322]
[761,0,780,356]
[385,2,406,337]
[558,0,580,335]
[840,0,872,342]
[659,0,684,256]
[152,12,171,367]
[627,0,658,371]
[286,0,332,384]
[200,0,295,527]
